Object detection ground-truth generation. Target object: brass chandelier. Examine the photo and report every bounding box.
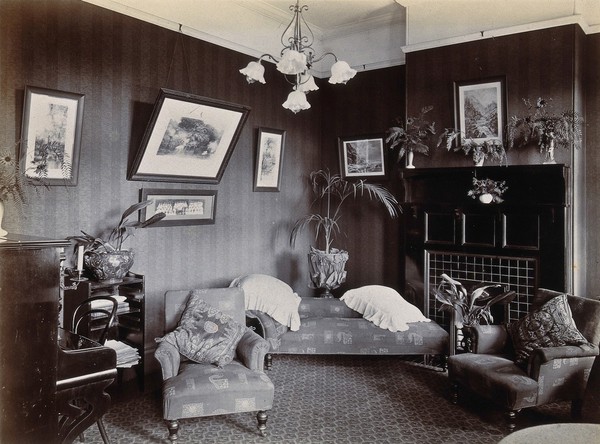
[239,1,357,113]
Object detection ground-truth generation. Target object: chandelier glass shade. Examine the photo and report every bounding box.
[239,1,357,113]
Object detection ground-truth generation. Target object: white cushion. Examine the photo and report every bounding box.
[340,285,430,332]
[230,274,301,331]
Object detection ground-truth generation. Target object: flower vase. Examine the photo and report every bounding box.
[479,193,493,204]
[543,138,556,164]
[474,157,484,167]
[406,151,415,169]
[0,200,7,237]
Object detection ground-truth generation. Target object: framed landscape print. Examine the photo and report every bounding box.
[128,89,251,184]
[454,77,506,145]
[140,188,217,227]
[254,127,286,192]
[338,134,388,180]
[20,86,84,186]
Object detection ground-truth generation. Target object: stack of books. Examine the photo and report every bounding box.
[105,339,141,368]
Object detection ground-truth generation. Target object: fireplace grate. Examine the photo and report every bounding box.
[425,251,537,326]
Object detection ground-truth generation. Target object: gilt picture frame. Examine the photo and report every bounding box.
[454,76,506,146]
[19,86,84,186]
[338,133,388,180]
[128,89,250,184]
[254,127,286,192]
[140,188,217,227]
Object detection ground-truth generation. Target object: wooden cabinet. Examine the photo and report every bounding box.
[62,273,145,389]
[0,234,69,443]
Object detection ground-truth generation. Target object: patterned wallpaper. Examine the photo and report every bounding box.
[0,0,404,375]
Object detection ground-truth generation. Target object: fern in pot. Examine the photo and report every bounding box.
[290,169,400,297]
[68,200,165,283]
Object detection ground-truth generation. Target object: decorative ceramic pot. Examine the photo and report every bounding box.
[84,250,135,283]
[543,137,556,164]
[479,193,493,204]
[307,247,349,298]
[406,151,415,169]
[474,156,485,167]
[0,200,7,237]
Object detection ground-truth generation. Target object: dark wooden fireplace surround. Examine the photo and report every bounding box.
[399,164,568,325]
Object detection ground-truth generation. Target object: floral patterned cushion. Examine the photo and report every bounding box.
[509,294,589,365]
[157,292,246,367]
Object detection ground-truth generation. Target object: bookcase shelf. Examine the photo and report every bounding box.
[62,272,145,390]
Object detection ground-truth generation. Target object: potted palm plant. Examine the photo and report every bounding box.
[68,200,165,283]
[290,169,400,297]
[386,105,436,168]
[508,97,583,164]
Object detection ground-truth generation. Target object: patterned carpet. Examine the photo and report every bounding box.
[83,355,575,444]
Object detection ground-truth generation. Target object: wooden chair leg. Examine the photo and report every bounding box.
[505,409,519,432]
[167,420,179,442]
[451,382,459,405]
[257,410,268,437]
[265,353,273,371]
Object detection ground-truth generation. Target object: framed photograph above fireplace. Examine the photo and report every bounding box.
[454,77,506,146]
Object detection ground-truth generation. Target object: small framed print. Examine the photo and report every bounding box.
[140,188,217,227]
[254,127,286,192]
[454,76,506,146]
[20,86,85,185]
[338,133,388,180]
[128,88,250,184]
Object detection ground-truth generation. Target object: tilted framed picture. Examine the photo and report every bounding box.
[254,127,286,192]
[140,188,217,227]
[128,89,250,184]
[338,133,388,180]
[454,76,506,146]
[19,86,85,186]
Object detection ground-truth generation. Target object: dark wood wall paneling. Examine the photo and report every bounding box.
[405,25,578,168]
[585,33,600,295]
[320,66,406,293]
[0,0,404,379]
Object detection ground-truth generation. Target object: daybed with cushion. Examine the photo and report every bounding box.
[230,275,450,369]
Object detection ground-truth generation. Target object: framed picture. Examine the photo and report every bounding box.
[254,127,286,192]
[19,86,84,186]
[140,188,217,227]
[338,134,388,180]
[454,76,506,145]
[128,88,250,184]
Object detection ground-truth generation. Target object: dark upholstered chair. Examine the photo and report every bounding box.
[155,288,274,442]
[448,289,600,430]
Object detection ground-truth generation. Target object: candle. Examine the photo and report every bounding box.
[77,245,84,272]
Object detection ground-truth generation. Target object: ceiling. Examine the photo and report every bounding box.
[82,0,600,76]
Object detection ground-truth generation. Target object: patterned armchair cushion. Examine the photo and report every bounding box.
[156,291,246,367]
[508,294,590,366]
[162,360,274,420]
[231,274,301,331]
[340,285,430,332]
[448,353,539,410]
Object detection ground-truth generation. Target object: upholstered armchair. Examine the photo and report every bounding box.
[154,288,274,442]
[448,289,600,430]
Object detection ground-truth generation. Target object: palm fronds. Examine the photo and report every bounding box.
[290,169,400,254]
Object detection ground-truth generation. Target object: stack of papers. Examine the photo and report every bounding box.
[105,339,141,368]
[89,296,130,317]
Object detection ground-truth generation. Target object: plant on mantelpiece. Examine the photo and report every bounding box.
[437,128,507,166]
[467,177,508,204]
[386,106,437,169]
[507,97,583,164]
